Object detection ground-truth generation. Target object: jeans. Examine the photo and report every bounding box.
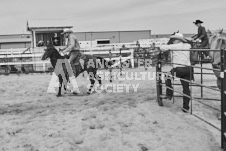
[165,67,192,110]
[199,38,209,57]
[68,51,80,75]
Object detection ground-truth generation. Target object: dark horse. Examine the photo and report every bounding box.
[41,44,113,96]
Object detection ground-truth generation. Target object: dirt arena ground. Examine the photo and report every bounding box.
[0,66,222,151]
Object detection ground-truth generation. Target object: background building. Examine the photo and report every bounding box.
[0,19,225,50]
[75,30,151,43]
[0,34,31,49]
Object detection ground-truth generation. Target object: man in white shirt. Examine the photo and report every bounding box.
[160,33,192,112]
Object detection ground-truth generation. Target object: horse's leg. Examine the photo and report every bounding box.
[62,63,69,93]
[63,84,67,93]
[63,74,69,93]
[57,75,63,97]
[213,69,221,89]
[87,72,95,95]
[94,71,102,86]
[94,72,104,92]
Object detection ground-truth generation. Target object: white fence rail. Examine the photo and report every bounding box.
[0,47,135,72]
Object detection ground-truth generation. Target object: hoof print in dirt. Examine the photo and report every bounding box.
[75,139,83,144]
[72,92,83,96]
[153,121,158,124]
[89,125,95,129]
[138,144,149,151]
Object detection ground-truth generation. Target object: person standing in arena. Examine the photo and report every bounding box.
[160,33,192,113]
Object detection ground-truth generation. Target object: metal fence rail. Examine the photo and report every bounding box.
[155,48,226,150]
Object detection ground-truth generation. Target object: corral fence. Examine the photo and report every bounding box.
[0,46,136,75]
[0,44,158,75]
[155,49,226,150]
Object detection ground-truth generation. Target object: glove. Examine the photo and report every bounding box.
[59,51,64,56]
[196,39,201,42]
[62,51,66,55]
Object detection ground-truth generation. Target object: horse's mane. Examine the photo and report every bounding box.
[208,29,226,49]
[47,44,65,59]
[214,37,226,50]
[209,36,226,50]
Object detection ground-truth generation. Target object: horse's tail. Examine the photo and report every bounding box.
[96,56,113,68]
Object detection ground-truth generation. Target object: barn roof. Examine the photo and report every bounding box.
[27,19,73,30]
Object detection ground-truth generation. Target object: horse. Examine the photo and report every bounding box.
[206,29,226,89]
[185,29,226,89]
[41,44,113,96]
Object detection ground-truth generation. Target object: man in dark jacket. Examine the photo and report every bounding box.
[192,20,209,57]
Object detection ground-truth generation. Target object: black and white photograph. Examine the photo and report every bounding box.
[0,0,226,151]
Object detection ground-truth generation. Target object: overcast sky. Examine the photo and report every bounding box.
[0,0,226,35]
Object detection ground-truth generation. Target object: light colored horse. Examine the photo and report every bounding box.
[207,29,226,89]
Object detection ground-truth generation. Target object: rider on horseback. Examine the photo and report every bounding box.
[60,28,81,75]
[59,28,81,94]
[192,20,209,57]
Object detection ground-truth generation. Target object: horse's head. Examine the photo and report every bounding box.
[207,29,225,60]
[41,44,58,60]
[208,28,224,46]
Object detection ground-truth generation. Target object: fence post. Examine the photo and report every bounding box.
[200,57,203,98]
[130,49,134,68]
[119,48,122,76]
[109,49,113,83]
[156,51,163,106]
[82,49,85,77]
[221,48,226,150]
[144,48,147,70]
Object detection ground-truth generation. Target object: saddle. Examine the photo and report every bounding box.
[190,41,210,65]
[65,52,86,64]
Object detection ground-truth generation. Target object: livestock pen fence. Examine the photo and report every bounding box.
[0,45,138,75]
[155,49,226,150]
[0,43,157,76]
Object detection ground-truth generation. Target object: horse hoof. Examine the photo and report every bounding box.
[73,92,78,95]
[56,94,61,97]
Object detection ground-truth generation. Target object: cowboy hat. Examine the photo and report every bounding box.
[61,28,73,34]
[169,33,187,42]
[193,20,203,24]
